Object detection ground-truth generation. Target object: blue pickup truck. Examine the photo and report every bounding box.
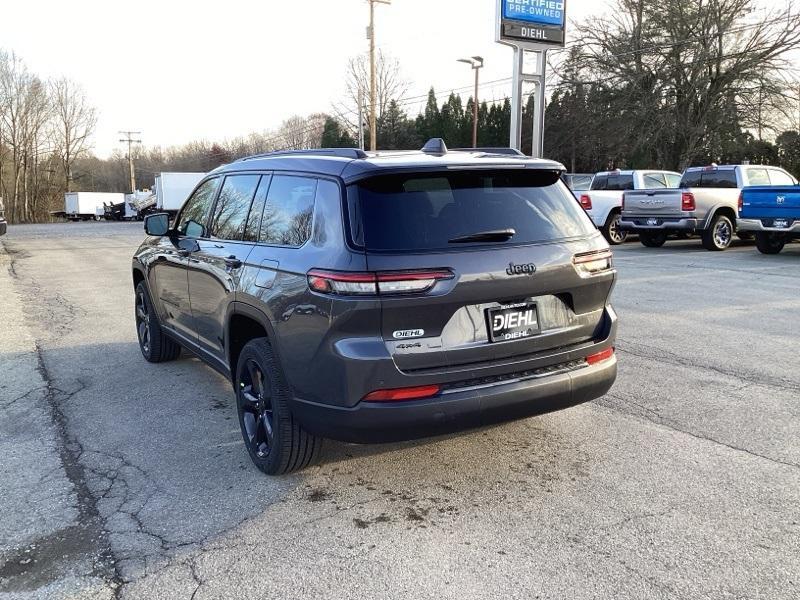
[738,186,800,254]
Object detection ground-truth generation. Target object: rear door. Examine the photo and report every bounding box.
[350,169,614,373]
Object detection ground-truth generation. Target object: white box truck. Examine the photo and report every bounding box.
[64,192,126,221]
[154,172,206,214]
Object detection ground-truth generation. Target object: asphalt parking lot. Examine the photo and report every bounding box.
[1,222,798,600]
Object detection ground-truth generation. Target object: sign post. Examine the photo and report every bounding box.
[496,0,567,157]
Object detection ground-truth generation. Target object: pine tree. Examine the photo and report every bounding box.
[320,117,357,148]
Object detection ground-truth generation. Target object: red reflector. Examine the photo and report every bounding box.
[363,385,441,402]
[586,347,615,365]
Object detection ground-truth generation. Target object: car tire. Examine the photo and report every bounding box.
[639,231,667,248]
[601,211,628,245]
[754,232,786,255]
[135,281,181,363]
[235,338,321,475]
[701,214,734,251]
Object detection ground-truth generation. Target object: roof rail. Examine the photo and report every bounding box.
[452,147,526,157]
[238,148,368,162]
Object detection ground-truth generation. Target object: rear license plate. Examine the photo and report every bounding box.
[773,219,789,228]
[646,218,659,226]
[487,303,540,343]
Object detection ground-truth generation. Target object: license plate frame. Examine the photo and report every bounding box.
[646,218,659,226]
[486,302,541,343]
[773,218,789,229]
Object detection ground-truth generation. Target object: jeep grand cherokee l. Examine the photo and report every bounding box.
[132,139,618,475]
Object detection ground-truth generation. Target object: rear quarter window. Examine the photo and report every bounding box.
[348,170,597,252]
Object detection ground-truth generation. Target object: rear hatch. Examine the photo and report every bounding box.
[348,169,615,374]
[741,186,800,225]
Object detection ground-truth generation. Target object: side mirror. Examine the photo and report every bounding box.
[144,213,170,237]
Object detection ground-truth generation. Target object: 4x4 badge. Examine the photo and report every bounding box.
[506,262,537,276]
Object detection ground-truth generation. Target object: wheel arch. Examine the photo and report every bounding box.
[132,264,146,288]
[226,301,282,382]
[592,199,618,229]
[703,204,737,230]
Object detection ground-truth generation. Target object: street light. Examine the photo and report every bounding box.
[457,56,484,147]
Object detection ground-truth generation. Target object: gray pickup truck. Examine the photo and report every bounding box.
[620,165,798,250]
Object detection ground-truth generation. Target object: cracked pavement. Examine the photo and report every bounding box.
[1,222,798,599]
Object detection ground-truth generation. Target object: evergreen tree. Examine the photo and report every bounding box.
[320,117,357,148]
[415,88,441,141]
[377,100,419,149]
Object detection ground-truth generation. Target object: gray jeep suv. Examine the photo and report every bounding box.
[132,140,618,475]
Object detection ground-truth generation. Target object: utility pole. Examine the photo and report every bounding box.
[119,131,141,194]
[367,0,390,151]
[458,56,484,147]
[358,88,365,150]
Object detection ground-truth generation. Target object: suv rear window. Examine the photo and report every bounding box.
[680,170,738,188]
[348,170,596,252]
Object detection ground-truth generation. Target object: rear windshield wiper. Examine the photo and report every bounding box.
[448,228,516,244]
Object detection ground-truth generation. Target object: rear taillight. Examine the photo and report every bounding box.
[363,384,441,402]
[737,192,743,214]
[586,347,615,365]
[579,194,592,210]
[681,192,695,211]
[307,269,453,296]
[621,193,626,211]
[307,270,376,295]
[573,249,613,277]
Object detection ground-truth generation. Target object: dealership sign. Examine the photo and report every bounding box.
[497,0,567,47]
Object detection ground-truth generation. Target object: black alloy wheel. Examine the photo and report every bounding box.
[135,287,152,357]
[234,338,321,475]
[238,359,275,461]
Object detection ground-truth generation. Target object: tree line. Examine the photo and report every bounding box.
[0,51,97,222]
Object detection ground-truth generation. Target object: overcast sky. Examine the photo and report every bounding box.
[5,0,607,156]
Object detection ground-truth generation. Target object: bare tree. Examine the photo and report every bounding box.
[0,51,52,222]
[276,113,327,150]
[571,0,800,168]
[334,50,409,135]
[49,77,97,192]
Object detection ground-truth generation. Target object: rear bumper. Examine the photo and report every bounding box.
[619,216,697,231]
[291,357,616,443]
[737,218,800,234]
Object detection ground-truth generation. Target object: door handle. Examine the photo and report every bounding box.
[224,256,243,269]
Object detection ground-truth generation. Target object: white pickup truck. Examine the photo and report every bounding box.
[578,170,682,244]
[620,164,798,251]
